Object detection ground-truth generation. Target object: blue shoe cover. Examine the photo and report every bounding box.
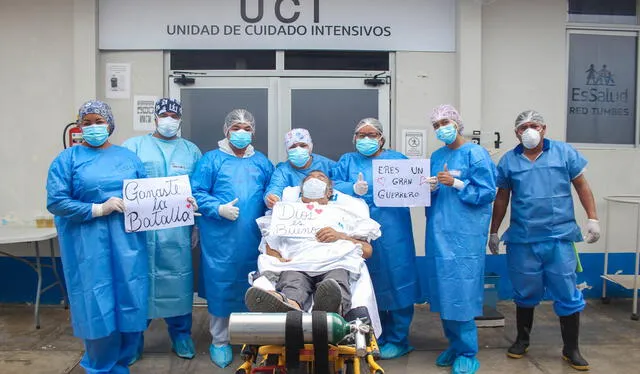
[452,355,480,374]
[435,348,456,367]
[209,344,233,368]
[172,337,196,359]
[379,342,414,360]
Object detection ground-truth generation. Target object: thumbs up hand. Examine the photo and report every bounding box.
[353,172,369,196]
[437,163,455,187]
[218,197,240,221]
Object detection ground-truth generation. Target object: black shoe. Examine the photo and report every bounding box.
[560,312,590,371]
[312,279,342,313]
[507,306,534,359]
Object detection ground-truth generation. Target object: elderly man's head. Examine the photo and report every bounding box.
[301,170,333,204]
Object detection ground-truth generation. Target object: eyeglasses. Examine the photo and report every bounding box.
[516,123,543,135]
[355,132,381,140]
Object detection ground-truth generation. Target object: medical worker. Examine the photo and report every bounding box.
[47,100,148,373]
[264,128,335,208]
[489,110,599,371]
[122,98,202,362]
[426,104,496,374]
[332,118,419,360]
[191,109,274,368]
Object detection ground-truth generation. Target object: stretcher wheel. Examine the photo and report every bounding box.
[235,370,247,374]
[374,371,384,374]
[631,313,639,321]
[601,297,611,304]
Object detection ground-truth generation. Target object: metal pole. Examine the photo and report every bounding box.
[34,241,42,329]
[632,203,640,320]
[602,200,611,300]
[49,238,68,308]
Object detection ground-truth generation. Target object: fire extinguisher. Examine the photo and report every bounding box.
[63,122,83,149]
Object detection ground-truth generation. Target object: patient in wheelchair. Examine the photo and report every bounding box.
[245,170,381,317]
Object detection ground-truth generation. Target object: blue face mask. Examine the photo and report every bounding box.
[229,129,252,149]
[436,124,458,145]
[356,137,380,156]
[82,124,109,147]
[288,146,311,168]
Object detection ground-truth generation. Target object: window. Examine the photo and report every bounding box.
[566,32,637,145]
[568,0,637,24]
[285,51,389,71]
[170,50,276,70]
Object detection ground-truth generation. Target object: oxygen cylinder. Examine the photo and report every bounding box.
[229,312,351,345]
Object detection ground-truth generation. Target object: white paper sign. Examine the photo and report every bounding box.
[270,202,333,238]
[105,63,131,99]
[372,159,431,207]
[123,175,195,232]
[402,129,427,158]
[133,95,159,131]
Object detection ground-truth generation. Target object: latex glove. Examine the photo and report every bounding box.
[585,219,600,243]
[353,172,368,196]
[191,226,199,249]
[427,176,438,191]
[488,233,500,255]
[218,198,240,221]
[265,194,280,209]
[187,196,198,211]
[92,197,124,218]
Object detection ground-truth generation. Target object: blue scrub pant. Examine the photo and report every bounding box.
[138,313,192,353]
[506,240,585,317]
[377,306,414,348]
[441,319,478,357]
[81,331,141,374]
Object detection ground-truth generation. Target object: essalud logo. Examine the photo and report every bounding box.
[585,63,615,86]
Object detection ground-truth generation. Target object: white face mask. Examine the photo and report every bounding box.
[157,117,181,138]
[521,128,541,149]
[302,178,328,199]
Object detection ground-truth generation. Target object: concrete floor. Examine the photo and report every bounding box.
[0,299,638,373]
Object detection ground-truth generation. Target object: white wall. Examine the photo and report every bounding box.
[0,0,76,223]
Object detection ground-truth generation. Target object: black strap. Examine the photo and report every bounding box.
[312,311,330,374]
[285,310,304,369]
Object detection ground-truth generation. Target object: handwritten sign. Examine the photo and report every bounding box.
[123,175,195,232]
[270,202,332,238]
[372,159,431,207]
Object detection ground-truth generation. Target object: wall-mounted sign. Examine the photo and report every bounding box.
[566,33,637,144]
[99,0,455,52]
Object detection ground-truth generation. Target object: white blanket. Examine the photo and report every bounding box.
[251,187,383,337]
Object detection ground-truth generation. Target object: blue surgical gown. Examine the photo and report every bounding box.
[122,135,202,319]
[264,154,335,201]
[46,145,149,340]
[426,142,497,321]
[191,149,274,317]
[496,139,586,244]
[332,150,419,311]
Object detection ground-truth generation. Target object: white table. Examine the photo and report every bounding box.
[601,196,640,320]
[0,226,68,328]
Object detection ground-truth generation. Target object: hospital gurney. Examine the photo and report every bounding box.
[231,309,385,374]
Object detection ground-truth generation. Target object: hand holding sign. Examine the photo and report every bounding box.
[437,163,455,186]
[353,172,369,196]
[187,196,201,216]
[94,197,125,217]
[219,198,240,221]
